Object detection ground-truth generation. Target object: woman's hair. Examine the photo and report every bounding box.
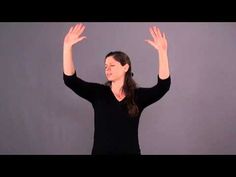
[105,51,139,117]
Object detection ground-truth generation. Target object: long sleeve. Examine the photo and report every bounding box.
[136,75,171,109]
[63,71,102,103]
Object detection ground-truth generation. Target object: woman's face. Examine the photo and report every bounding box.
[105,56,129,82]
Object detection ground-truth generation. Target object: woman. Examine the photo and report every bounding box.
[63,23,171,155]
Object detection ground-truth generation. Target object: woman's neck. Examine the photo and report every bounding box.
[111,78,125,95]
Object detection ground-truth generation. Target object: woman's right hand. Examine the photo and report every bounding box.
[64,23,86,48]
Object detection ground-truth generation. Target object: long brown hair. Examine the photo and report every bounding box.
[105,51,139,117]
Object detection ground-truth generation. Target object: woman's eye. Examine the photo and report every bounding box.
[105,65,114,69]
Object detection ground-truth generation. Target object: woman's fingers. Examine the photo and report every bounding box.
[155,26,162,39]
[77,25,85,37]
[153,27,158,39]
[70,23,84,35]
[77,36,87,42]
[163,32,166,39]
[64,23,87,46]
[68,23,86,38]
[149,27,157,42]
[145,39,158,50]
[146,26,168,52]
[74,23,82,33]
[150,26,162,42]
[68,26,73,33]
[163,32,166,42]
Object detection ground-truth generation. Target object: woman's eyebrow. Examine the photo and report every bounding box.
[105,63,115,66]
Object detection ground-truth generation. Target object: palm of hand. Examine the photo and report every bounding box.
[64,23,86,47]
[145,26,168,53]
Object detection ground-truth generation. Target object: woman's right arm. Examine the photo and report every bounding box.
[63,24,101,103]
[63,23,86,75]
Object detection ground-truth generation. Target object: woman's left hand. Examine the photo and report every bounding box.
[145,26,168,53]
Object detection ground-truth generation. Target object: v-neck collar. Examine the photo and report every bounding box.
[108,86,126,103]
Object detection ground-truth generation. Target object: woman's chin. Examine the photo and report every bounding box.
[107,78,113,81]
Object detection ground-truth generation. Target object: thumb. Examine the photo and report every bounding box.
[77,36,87,43]
[145,40,156,48]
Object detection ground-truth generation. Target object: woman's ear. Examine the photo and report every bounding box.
[124,64,129,72]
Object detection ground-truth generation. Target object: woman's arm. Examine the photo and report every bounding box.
[145,26,170,79]
[63,24,101,103]
[135,26,171,109]
[63,23,86,75]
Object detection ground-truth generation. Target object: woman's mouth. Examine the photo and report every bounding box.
[106,73,112,77]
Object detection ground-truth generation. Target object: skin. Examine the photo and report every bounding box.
[105,56,129,101]
[145,26,170,80]
[63,23,170,101]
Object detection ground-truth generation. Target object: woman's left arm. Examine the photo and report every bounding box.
[145,26,170,79]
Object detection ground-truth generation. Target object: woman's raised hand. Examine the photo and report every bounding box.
[64,23,87,47]
[145,26,168,53]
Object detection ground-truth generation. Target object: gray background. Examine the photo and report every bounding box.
[0,22,236,154]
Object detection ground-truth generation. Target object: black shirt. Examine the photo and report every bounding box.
[63,72,171,155]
